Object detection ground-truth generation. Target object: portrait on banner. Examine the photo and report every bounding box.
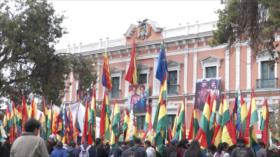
[194,79,221,111]
[129,84,149,113]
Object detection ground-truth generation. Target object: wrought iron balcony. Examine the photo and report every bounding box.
[256,78,278,89]
[168,84,179,95]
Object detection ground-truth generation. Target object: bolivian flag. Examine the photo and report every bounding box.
[125,40,138,85]
[110,102,120,146]
[211,97,224,147]
[188,109,199,140]
[195,94,212,149]
[100,91,111,143]
[221,97,237,146]
[102,52,112,90]
[260,99,269,146]
[154,44,168,155]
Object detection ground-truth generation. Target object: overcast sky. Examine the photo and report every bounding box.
[49,0,224,50]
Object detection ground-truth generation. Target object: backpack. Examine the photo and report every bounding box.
[79,145,91,157]
[233,147,251,157]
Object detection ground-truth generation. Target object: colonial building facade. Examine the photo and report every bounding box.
[59,20,280,131]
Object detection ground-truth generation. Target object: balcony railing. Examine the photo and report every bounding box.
[168,84,179,95]
[256,78,278,89]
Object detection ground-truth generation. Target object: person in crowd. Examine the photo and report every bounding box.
[78,140,92,157]
[10,118,49,157]
[267,144,279,157]
[256,142,267,157]
[109,141,123,157]
[144,140,156,157]
[206,145,217,157]
[122,137,147,157]
[164,140,177,157]
[120,141,129,152]
[214,142,230,157]
[46,134,57,154]
[177,139,189,157]
[50,141,68,157]
[184,140,206,157]
[227,145,236,155]
[230,138,255,157]
[1,137,11,157]
[66,141,76,157]
[88,138,107,157]
[105,142,111,156]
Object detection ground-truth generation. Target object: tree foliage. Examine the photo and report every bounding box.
[0,0,96,105]
[212,0,280,59]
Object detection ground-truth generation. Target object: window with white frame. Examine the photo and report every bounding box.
[167,114,176,129]
[261,61,275,79]
[167,61,180,95]
[168,70,178,95]
[205,66,217,78]
[111,76,120,98]
[136,115,145,130]
[256,52,278,88]
[201,57,221,79]
[138,73,148,84]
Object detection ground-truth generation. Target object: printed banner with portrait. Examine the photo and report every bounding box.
[129,84,149,113]
[194,79,221,111]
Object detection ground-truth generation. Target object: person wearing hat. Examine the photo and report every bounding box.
[10,118,49,157]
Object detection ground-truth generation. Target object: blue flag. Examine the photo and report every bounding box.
[156,45,168,83]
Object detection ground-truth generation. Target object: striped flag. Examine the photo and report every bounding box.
[211,97,224,147]
[30,98,37,119]
[232,95,241,136]
[122,109,129,141]
[21,96,28,132]
[89,88,97,143]
[172,106,180,139]
[239,96,248,139]
[195,94,212,149]
[221,97,237,146]
[125,40,138,85]
[110,102,120,146]
[154,44,168,155]
[143,104,152,140]
[260,99,269,146]
[100,92,111,143]
[244,92,259,148]
[68,109,75,143]
[209,95,217,140]
[102,52,112,90]
[188,109,199,140]
[173,102,186,140]
[82,102,90,144]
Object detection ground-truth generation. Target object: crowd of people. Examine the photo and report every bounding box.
[0,118,279,157]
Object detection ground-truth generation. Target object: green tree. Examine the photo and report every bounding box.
[0,0,96,105]
[212,0,280,59]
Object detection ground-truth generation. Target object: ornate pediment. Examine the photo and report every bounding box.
[124,19,163,40]
[167,60,180,67]
[110,67,123,73]
[201,56,222,67]
[137,63,149,71]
